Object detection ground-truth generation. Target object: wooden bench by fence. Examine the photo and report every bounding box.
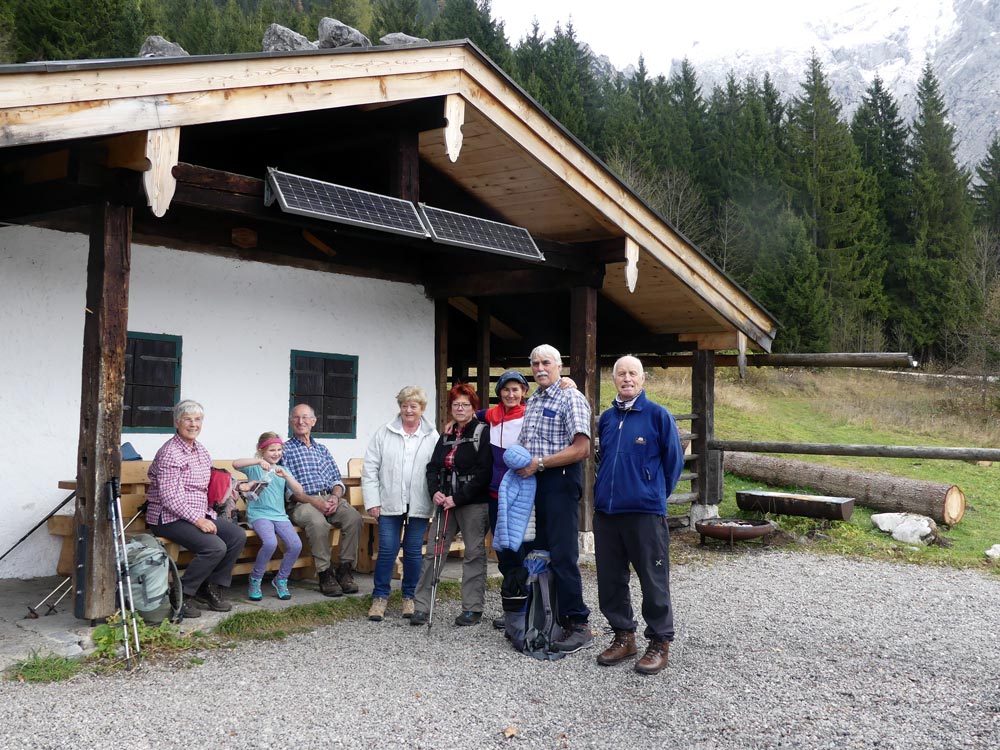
[48,460,347,580]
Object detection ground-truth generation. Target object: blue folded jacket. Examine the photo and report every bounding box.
[494,445,537,551]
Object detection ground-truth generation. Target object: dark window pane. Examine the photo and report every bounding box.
[294,356,325,395]
[327,357,355,375]
[133,339,179,387]
[325,372,355,398]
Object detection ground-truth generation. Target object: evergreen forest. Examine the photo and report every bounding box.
[4,0,1000,368]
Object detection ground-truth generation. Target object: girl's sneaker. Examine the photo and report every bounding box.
[271,578,291,600]
[248,577,263,601]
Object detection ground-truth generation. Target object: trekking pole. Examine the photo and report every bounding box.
[111,477,141,661]
[0,491,76,564]
[26,577,72,618]
[106,479,139,668]
[426,505,451,634]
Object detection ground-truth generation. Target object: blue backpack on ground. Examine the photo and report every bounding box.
[502,550,566,661]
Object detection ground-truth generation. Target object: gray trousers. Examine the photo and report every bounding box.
[593,511,674,642]
[289,498,361,572]
[150,517,246,597]
[413,502,489,614]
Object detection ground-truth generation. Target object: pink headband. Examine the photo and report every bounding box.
[258,438,283,451]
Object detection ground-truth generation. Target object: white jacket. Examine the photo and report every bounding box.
[361,415,439,518]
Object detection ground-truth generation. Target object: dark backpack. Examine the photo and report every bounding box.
[125,534,182,625]
[502,550,566,661]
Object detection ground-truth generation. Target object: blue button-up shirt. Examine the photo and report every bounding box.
[281,436,345,495]
[519,377,592,458]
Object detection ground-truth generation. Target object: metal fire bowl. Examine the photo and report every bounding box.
[695,517,777,542]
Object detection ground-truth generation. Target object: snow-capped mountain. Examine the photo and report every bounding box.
[668,0,1000,169]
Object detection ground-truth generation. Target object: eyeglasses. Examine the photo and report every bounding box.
[451,402,472,410]
[291,416,316,422]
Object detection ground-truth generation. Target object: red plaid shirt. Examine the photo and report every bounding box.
[145,434,214,525]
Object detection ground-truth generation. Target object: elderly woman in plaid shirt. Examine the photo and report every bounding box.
[146,399,246,620]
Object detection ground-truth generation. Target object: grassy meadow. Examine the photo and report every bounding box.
[620,366,1000,571]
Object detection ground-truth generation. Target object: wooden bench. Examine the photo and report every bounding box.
[48,460,352,580]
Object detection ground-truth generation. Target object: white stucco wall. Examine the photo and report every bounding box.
[0,226,435,579]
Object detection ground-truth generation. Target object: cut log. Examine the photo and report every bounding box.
[724,452,965,526]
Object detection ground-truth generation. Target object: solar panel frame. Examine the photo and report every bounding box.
[265,168,429,239]
[418,204,545,263]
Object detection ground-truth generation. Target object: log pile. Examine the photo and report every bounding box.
[723,452,966,526]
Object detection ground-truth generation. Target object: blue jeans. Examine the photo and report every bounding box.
[373,514,429,599]
[250,519,303,581]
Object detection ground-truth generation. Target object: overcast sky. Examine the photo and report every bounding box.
[489,0,863,75]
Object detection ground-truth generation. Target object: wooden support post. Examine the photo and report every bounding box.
[691,350,721,508]
[390,129,420,202]
[476,298,491,404]
[435,299,449,430]
[75,200,132,620]
[570,286,598,531]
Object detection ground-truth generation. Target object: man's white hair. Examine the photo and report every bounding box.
[529,344,562,366]
[289,403,316,418]
[613,355,645,376]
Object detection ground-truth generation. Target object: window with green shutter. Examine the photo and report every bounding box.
[289,350,358,438]
[124,332,182,432]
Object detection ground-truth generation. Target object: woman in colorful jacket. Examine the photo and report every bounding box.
[361,386,439,622]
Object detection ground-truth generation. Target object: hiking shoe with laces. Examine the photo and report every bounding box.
[247,577,263,601]
[596,629,637,666]
[336,563,359,594]
[554,622,594,654]
[368,597,388,621]
[410,611,428,626]
[271,578,291,600]
[401,598,415,618]
[318,567,343,597]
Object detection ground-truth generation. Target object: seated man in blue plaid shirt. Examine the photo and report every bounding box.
[283,403,362,597]
[515,343,593,654]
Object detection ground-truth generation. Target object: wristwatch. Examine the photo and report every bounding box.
[537,458,546,472]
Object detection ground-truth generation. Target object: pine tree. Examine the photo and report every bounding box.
[851,75,911,244]
[786,54,887,347]
[973,133,1000,234]
[902,63,975,358]
[750,210,831,352]
[430,0,511,71]
[372,0,426,40]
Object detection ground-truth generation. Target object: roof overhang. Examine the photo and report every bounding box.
[0,42,778,352]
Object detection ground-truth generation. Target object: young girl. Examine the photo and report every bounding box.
[232,432,304,601]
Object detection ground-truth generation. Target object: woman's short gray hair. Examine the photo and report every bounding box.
[173,399,204,424]
[529,344,562,367]
[396,386,428,409]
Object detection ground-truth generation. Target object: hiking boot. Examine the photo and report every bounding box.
[553,622,594,654]
[410,611,428,626]
[318,567,343,597]
[401,598,415,618]
[247,577,263,602]
[202,582,232,612]
[368,597,388,621]
[454,610,482,626]
[336,563,359,594]
[271,578,291,600]
[492,616,506,630]
[635,639,670,675]
[596,630,637,666]
[178,599,201,619]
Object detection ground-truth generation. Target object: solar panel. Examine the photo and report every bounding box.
[265,168,429,239]
[419,204,545,262]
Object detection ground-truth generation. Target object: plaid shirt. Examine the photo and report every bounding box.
[145,434,214,525]
[519,377,592,458]
[282,435,345,495]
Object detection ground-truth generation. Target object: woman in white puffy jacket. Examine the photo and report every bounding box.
[362,386,439,621]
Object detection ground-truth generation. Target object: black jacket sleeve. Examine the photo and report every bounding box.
[452,420,493,506]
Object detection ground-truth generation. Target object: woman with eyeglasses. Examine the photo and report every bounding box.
[409,383,493,627]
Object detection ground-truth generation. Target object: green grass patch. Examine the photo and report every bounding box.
[6,652,86,683]
[638,366,1000,570]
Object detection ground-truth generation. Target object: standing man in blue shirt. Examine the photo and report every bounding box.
[283,403,362,597]
[516,344,594,653]
[593,356,684,675]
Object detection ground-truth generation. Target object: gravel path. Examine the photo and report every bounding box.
[2,550,998,749]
